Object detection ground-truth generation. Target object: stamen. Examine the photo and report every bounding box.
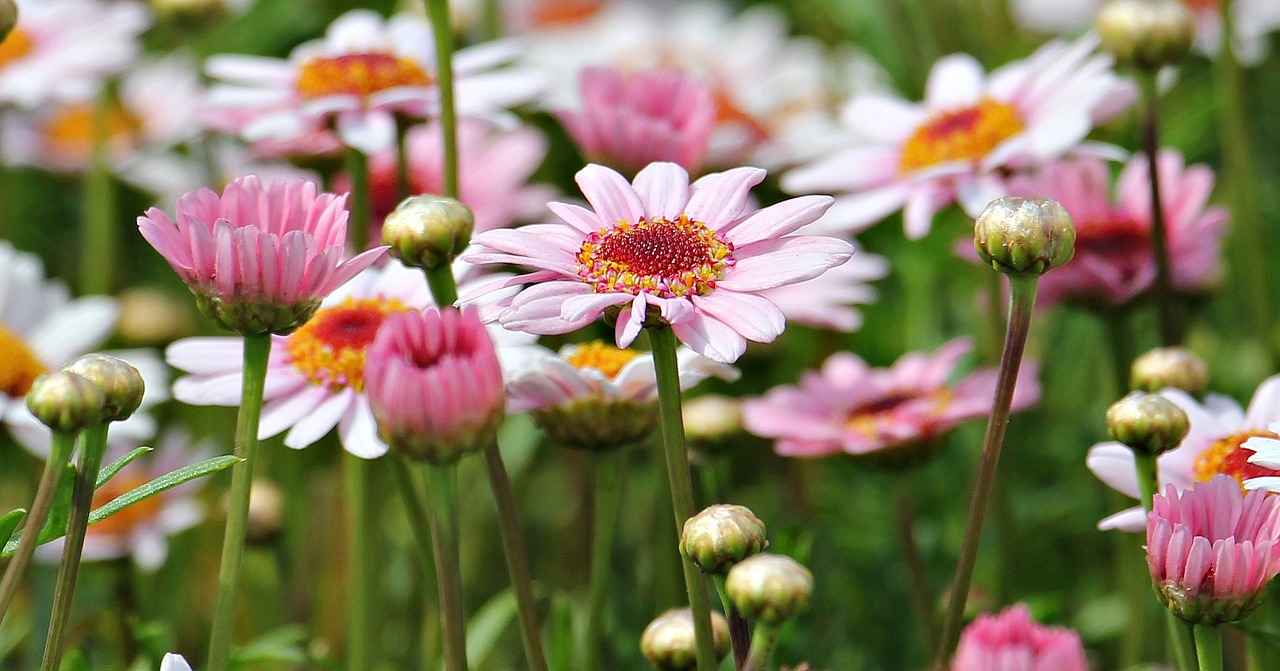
[899,98,1024,173]
[565,341,641,380]
[286,297,409,391]
[297,53,432,101]
[1194,429,1280,488]
[576,214,734,298]
[0,324,46,398]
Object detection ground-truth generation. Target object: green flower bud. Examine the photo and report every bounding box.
[1106,391,1189,456]
[973,197,1075,277]
[680,504,768,575]
[26,371,106,434]
[0,0,16,43]
[1097,0,1195,70]
[1130,346,1209,397]
[531,399,659,451]
[62,354,145,423]
[382,195,474,270]
[639,608,730,671]
[725,553,814,626]
[682,394,742,452]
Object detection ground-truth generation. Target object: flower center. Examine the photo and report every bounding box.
[43,103,140,165]
[1193,429,1280,488]
[899,98,1024,173]
[296,53,432,102]
[286,297,410,392]
[565,341,641,380]
[531,0,606,26]
[88,474,163,538]
[712,87,770,145]
[1075,217,1150,282]
[843,389,954,438]
[0,323,46,398]
[577,215,734,298]
[1183,0,1216,11]
[0,28,34,71]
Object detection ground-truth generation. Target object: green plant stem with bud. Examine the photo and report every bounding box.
[82,85,119,296]
[934,275,1038,667]
[424,463,468,671]
[0,431,76,620]
[650,324,718,671]
[584,450,625,670]
[1136,72,1179,346]
[484,443,550,671]
[1196,624,1224,671]
[207,332,272,671]
[422,0,459,200]
[39,423,109,671]
[742,623,781,671]
[395,125,412,202]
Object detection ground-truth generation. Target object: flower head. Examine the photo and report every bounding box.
[466,162,853,363]
[1147,475,1280,624]
[138,176,385,335]
[951,604,1088,671]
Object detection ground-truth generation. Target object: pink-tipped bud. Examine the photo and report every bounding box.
[1131,346,1209,396]
[725,553,813,626]
[639,608,730,671]
[1106,391,1189,456]
[382,195,475,271]
[364,306,505,465]
[681,504,768,575]
[61,354,145,423]
[26,371,106,434]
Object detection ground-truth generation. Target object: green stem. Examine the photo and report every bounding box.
[1135,453,1160,513]
[649,325,718,671]
[742,624,780,671]
[933,275,1039,666]
[207,332,272,671]
[1105,309,1134,397]
[82,86,118,296]
[422,0,460,200]
[896,477,937,653]
[425,267,460,307]
[38,423,109,671]
[1198,624,1224,671]
[480,0,502,41]
[424,463,468,671]
[1169,614,1199,671]
[389,457,437,671]
[583,450,624,671]
[395,124,413,203]
[483,442,549,671]
[714,577,749,670]
[1137,72,1179,346]
[0,432,76,620]
[344,454,376,671]
[345,148,372,252]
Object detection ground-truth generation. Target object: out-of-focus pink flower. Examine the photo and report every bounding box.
[137,176,385,335]
[464,161,853,363]
[1148,474,1280,624]
[951,604,1088,671]
[784,36,1132,240]
[742,339,1040,462]
[559,67,716,176]
[757,249,888,333]
[364,306,506,464]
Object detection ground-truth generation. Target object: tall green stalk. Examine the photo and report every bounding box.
[0,431,76,620]
[389,457,438,670]
[583,450,624,670]
[207,332,272,671]
[1136,72,1179,346]
[1197,624,1224,671]
[344,455,376,671]
[649,325,718,671]
[484,444,549,671]
[422,0,460,200]
[82,86,118,296]
[424,463,468,671]
[896,477,936,653]
[344,148,372,252]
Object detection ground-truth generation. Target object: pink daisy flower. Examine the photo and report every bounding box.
[465,161,854,363]
[742,338,1040,462]
[204,9,543,155]
[1147,474,1280,624]
[757,249,888,333]
[951,604,1088,671]
[137,175,385,335]
[783,36,1133,239]
[1086,376,1280,531]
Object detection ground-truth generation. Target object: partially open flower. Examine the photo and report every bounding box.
[1106,391,1190,457]
[1097,0,1195,70]
[1131,347,1209,396]
[725,553,813,626]
[62,353,145,423]
[951,604,1088,671]
[640,607,730,671]
[973,197,1075,277]
[26,370,104,434]
[681,503,767,575]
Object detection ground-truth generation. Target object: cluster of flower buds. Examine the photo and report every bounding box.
[26,353,146,435]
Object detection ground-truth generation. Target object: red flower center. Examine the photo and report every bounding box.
[286,297,410,391]
[577,215,734,298]
[1074,216,1151,281]
[0,324,45,398]
[296,52,432,102]
[900,98,1024,173]
[1194,429,1280,489]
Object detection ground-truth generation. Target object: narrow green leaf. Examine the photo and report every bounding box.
[96,446,154,488]
[229,625,309,665]
[87,455,240,527]
[0,508,26,544]
[2,464,75,557]
[466,589,518,668]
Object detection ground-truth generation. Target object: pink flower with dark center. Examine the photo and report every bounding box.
[742,339,1040,465]
[137,175,385,335]
[363,306,506,464]
[1147,474,1280,624]
[951,604,1088,671]
[464,161,854,363]
[559,67,716,176]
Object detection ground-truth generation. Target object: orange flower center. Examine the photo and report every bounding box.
[577,215,734,299]
[843,389,954,438]
[531,0,606,26]
[712,87,770,145]
[296,53,432,102]
[1193,429,1280,488]
[0,323,46,397]
[899,98,1024,173]
[43,103,140,165]
[565,341,641,380]
[286,297,410,392]
[0,27,34,71]
[88,474,163,539]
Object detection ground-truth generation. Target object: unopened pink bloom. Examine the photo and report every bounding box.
[1147,474,1280,624]
[364,306,505,464]
[137,176,385,335]
[951,604,1088,671]
[465,161,854,363]
[742,339,1040,461]
[559,67,716,175]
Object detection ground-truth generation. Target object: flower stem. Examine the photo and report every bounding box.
[81,85,118,296]
[483,442,549,671]
[424,463,468,671]
[390,456,438,670]
[649,324,718,671]
[345,147,372,252]
[583,450,624,670]
[395,124,413,202]
[0,431,76,620]
[896,476,937,653]
[1136,72,1179,346]
[742,623,780,671]
[933,275,1039,667]
[1169,616,1199,671]
[344,454,376,671]
[1197,624,1224,671]
[1135,454,1160,513]
[38,423,109,671]
[422,0,460,200]
[207,332,272,671]
[714,576,750,670]
[426,267,460,306]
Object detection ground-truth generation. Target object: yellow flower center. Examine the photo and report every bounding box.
[843,389,954,438]
[0,323,46,398]
[0,27,34,71]
[43,103,140,165]
[296,52,432,102]
[565,341,641,380]
[88,474,163,539]
[1193,429,1280,489]
[576,214,734,298]
[531,0,606,26]
[285,297,410,392]
[899,98,1024,173]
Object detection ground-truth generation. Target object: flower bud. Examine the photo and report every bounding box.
[725,553,813,626]
[1097,0,1195,70]
[116,287,194,345]
[26,371,106,434]
[683,394,742,451]
[61,354,146,423]
[246,480,285,545]
[382,195,474,271]
[681,504,767,575]
[1106,391,1189,456]
[973,197,1075,277]
[640,608,730,670]
[1131,346,1209,396]
[0,0,16,43]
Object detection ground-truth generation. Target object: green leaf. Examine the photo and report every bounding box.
[87,455,240,527]
[230,625,308,666]
[96,446,154,488]
[2,464,75,557]
[0,508,26,544]
[466,589,518,669]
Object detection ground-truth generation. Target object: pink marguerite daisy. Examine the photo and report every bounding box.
[757,248,888,333]
[465,161,854,363]
[951,604,1088,671]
